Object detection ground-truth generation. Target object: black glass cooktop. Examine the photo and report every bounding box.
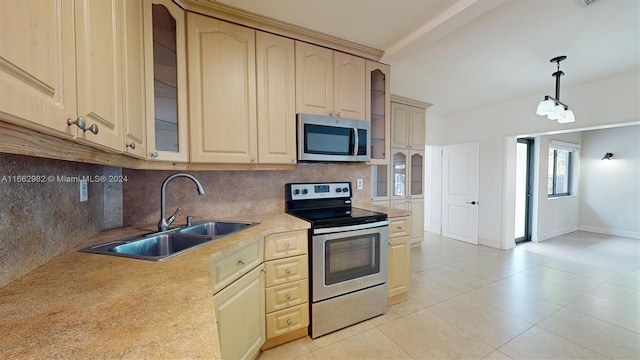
[287,206,387,228]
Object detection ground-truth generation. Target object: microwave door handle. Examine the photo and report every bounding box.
[353,128,358,156]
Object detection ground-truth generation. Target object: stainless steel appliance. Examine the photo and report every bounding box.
[285,182,388,338]
[297,114,370,162]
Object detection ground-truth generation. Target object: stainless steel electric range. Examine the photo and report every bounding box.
[285,182,389,338]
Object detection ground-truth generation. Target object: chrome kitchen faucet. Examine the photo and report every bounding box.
[158,173,206,231]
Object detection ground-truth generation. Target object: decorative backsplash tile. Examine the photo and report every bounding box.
[122,163,372,227]
[0,154,122,287]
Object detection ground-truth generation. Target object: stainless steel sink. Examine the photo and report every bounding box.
[79,220,258,261]
[178,221,256,236]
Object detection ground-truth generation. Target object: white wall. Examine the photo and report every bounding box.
[442,71,640,248]
[534,133,582,241]
[579,125,640,238]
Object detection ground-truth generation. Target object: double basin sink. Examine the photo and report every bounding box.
[80,221,258,261]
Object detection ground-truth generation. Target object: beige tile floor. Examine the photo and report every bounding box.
[259,231,640,360]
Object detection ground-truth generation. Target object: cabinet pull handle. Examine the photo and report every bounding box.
[329,111,334,116]
[84,123,99,135]
[67,117,86,130]
[336,112,341,117]
[287,319,292,325]
[284,242,290,248]
[238,258,246,265]
[286,293,291,300]
[126,142,136,150]
[285,268,291,274]
[150,152,159,158]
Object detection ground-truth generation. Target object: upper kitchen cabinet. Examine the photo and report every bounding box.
[0,0,77,138]
[144,0,188,162]
[73,0,125,152]
[256,32,296,164]
[390,102,426,150]
[121,0,147,158]
[1,0,147,155]
[366,61,390,164]
[187,13,257,163]
[295,41,366,120]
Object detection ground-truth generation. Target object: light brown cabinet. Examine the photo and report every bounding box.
[372,96,430,246]
[366,61,391,164]
[1,0,140,154]
[295,41,366,120]
[143,0,188,162]
[213,264,266,360]
[390,102,426,150]
[188,13,295,164]
[262,229,309,350]
[387,215,411,305]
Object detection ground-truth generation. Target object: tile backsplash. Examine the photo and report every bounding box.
[0,154,122,287]
[1,157,371,287]
[123,163,372,226]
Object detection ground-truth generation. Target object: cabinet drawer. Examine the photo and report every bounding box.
[265,230,307,260]
[265,303,309,339]
[389,216,410,238]
[265,255,308,287]
[266,279,309,313]
[210,239,264,294]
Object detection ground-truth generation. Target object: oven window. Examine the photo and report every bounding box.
[304,124,354,155]
[325,234,380,285]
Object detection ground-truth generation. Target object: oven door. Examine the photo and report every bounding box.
[311,221,388,302]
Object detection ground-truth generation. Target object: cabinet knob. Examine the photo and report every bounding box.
[285,268,291,274]
[151,152,159,158]
[67,117,86,130]
[284,242,290,248]
[84,123,99,135]
[328,111,334,116]
[126,142,136,150]
[336,112,341,117]
[251,156,256,162]
[262,268,267,273]
[286,293,291,300]
[238,258,246,265]
[287,319,292,325]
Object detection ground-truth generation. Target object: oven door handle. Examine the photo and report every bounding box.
[313,220,389,235]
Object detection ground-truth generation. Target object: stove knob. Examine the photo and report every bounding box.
[336,188,342,193]
[342,187,349,193]
[293,189,300,195]
[302,189,308,194]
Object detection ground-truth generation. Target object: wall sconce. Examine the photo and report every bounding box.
[536,56,576,123]
[602,152,613,160]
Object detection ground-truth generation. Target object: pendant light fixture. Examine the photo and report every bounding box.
[536,56,575,123]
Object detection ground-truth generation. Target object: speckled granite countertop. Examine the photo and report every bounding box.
[354,202,412,218]
[0,213,309,359]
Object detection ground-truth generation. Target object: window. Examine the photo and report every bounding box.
[548,148,573,197]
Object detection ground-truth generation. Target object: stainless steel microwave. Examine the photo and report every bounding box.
[297,114,370,162]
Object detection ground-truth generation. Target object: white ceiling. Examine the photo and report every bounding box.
[218,0,640,115]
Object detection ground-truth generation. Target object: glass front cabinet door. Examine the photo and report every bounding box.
[391,150,408,199]
[143,0,188,162]
[410,151,424,197]
[366,61,390,165]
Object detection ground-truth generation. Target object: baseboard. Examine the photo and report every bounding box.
[535,225,579,242]
[578,226,640,240]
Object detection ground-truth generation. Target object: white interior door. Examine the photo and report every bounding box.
[442,142,479,244]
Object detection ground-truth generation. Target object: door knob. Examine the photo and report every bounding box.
[466,201,477,205]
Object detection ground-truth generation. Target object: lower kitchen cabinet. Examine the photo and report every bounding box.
[387,215,411,305]
[262,229,309,350]
[213,264,266,360]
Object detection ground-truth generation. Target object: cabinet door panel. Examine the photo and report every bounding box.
[122,0,146,158]
[256,32,296,164]
[295,41,332,116]
[388,236,410,298]
[410,199,424,245]
[0,0,76,136]
[213,265,265,360]
[75,0,123,151]
[188,14,256,163]
[333,52,365,120]
[409,106,425,148]
[391,102,409,148]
